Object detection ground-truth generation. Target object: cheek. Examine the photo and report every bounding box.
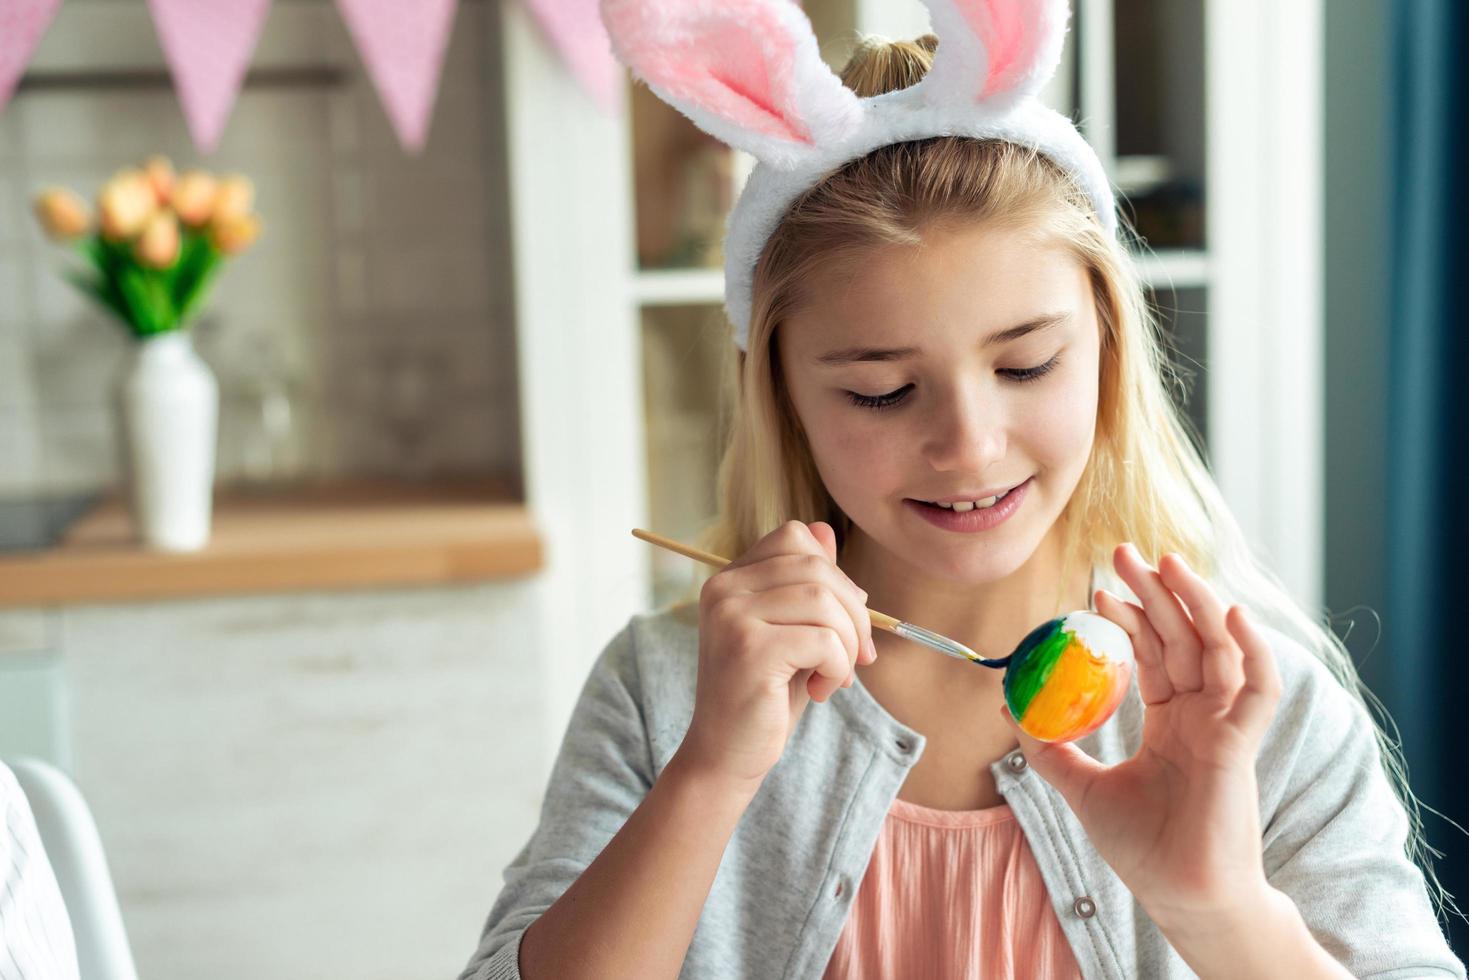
[807,409,892,481]
[1021,361,1100,470]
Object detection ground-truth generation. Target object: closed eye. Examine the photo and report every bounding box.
[845,356,1061,411]
[1000,354,1061,383]
[846,384,912,410]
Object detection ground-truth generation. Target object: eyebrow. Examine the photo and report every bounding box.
[813,312,1071,366]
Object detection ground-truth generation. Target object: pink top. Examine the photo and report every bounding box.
[822,798,1082,980]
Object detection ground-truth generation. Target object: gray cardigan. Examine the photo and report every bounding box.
[459,598,1465,979]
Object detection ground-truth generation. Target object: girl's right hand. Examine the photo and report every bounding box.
[676,520,878,791]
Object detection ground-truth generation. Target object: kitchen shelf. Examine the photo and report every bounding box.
[633,268,726,307]
[631,248,1209,312]
[1136,249,1210,290]
[0,479,542,608]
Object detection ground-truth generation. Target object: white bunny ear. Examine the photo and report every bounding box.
[915,0,1070,111]
[599,0,864,170]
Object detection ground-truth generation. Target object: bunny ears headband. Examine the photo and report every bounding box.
[599,0,1117,351]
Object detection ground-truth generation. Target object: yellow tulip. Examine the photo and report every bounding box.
[209,213,261,254]
[142,155,175,206]
[213,174,254,223]
[171,170,218,227]
[135,210,181,269]
[32,187,91,240]
[97,169,155,240]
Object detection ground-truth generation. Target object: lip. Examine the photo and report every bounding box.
[915,485,1023,505]
[903,478,1031,533]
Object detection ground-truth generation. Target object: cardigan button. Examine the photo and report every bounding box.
[895,737,913,753]
[1006,751,1028,773]
[1073,896,1097,919]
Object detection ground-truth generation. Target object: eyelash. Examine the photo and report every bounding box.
[845,355,1062,410]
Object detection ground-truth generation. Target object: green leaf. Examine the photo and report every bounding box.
[176,237,223,326]
[116,263,167,335]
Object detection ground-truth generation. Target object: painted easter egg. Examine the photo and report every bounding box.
[1003,611,1134,743]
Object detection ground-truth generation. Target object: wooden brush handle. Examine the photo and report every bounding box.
[631,528,901,631]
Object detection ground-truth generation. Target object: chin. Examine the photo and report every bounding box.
[878,517,1049,585]
[931,541,1038,585]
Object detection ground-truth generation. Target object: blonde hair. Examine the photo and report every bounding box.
[689,34,1452,914]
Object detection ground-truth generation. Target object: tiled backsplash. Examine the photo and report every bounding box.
[0,0,521,498]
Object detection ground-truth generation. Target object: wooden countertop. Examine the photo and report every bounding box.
[0,480,543,608]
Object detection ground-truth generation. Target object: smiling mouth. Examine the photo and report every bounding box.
[911,480,1028,512]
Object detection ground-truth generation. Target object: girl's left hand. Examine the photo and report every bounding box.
[1001,542,1284,929]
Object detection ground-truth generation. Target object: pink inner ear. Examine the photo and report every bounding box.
[963,0,1040,99]
[606,2,813,145]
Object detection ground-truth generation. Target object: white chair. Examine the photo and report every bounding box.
[8,758,139,980]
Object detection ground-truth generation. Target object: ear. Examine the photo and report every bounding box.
[916,0,1070,110]
[599,0,864,169]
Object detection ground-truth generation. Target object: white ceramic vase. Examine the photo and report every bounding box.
[117,331,219,551]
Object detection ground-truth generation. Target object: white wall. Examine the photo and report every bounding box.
[59,583,549,979]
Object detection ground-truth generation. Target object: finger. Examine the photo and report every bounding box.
[802,628,854,703]
[1157,554,1244,699]
[1096,589,1173,705]
[1224,606,1282,733]
[765,623,847,702]
[739,520,871,658]
[1000,705,1107,813]
[743,554,871,668]
[1112,543,1205,693]
[788,667,815,714]
[744,585,858,703]
[753,582,861,680]
[808,520,838,562]
[808,522,877,666]
[726,520,828,571]
[722,535,875,669]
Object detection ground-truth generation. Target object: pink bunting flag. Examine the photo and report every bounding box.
[147,0,274,154]
[0,0,62,116]
[334,0,459,154]
[521,0,622,111]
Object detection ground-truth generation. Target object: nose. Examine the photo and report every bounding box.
[920,383,1007,474]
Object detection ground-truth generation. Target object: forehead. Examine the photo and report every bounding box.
[784,222,1089,353]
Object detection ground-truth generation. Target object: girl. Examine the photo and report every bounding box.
[459,1,1465,977]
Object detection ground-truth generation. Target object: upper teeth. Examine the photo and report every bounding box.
[932,493,1003,511]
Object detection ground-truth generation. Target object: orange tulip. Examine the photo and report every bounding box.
[209,213,261,254]
[213,174,254,223]
[142,155,176,205]
[97,169,155,240]
[135,210,181,269]
[32,187,91,240]
[171,170,218,227]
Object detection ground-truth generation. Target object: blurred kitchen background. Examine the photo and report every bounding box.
[0,0,1463,976]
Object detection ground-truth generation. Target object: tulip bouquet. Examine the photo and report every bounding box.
[32,156,262,338]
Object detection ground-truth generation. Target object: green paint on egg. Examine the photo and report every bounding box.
[1003,617,1070,718]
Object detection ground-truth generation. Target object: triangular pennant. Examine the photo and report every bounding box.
[0,0,63,116]
[334,0,459,154]
[522,0,621,112]
[147,0,274,154]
